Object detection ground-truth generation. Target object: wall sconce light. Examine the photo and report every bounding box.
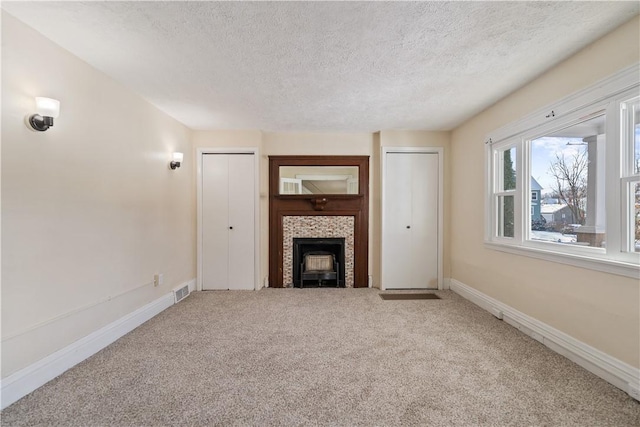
[27,97,60,132]
[170,152,183,169]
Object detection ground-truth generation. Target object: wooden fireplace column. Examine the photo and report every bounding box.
[269,156,369,288]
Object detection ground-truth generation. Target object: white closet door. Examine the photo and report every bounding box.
[202,153,255,290]
[384,153,414,288]
[202,154,230,290]
[410,153,439,289]
[227,154,255,290]
[383,151,439,289]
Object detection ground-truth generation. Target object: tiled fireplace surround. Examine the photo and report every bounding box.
[283,216,355,287]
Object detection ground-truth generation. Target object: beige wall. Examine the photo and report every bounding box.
[450,16,640,368]
[1,12,195,377]
[191,130,263,149]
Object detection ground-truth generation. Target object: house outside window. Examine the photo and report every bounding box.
[530,177,543,230]
[485,65,639,277]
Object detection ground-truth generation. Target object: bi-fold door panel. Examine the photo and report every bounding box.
[227,154,255,290]
[409,153,439,289]
[383,152,414,287]
[202,154,229,290]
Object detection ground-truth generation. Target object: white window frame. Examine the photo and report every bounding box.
[492,145,522,244]
[485,64,640,279]
[620,95,640,253]
[492,144,520,241]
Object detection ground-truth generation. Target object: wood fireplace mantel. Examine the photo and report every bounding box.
[269,156,369,288]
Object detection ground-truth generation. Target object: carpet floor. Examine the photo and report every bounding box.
[2,289,639,426]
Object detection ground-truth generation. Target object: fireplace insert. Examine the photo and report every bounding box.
[293,238,345,288]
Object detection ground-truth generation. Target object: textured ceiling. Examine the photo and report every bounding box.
[2,2,638,132]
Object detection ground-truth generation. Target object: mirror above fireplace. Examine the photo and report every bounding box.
[279,166,359,195]
[272,156,365,197]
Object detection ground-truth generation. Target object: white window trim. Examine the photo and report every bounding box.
[623,177,640,253]
[485,241,639,279]
[620,94,640,253]
[484,64,640,279]
[486,64,639,145]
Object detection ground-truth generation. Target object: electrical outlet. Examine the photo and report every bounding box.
[153,273,163,287]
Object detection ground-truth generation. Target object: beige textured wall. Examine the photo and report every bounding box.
[450,16,640,367]
[1,13,195,377]
[191,130,263,149]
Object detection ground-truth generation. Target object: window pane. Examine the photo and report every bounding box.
[634,182,640,252]
[635,112,640,175]
[501,147,516,191]
[498,195,514,238]
[622,97,640,175]
[529,114,606,247]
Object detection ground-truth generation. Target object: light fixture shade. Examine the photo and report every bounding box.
[170,152,184,169]
[35,97,60,118]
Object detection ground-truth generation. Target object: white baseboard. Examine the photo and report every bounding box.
[449,278,640,401]
[1,279,195,409]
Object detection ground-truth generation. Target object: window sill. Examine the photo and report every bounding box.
[484,241,640,279]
